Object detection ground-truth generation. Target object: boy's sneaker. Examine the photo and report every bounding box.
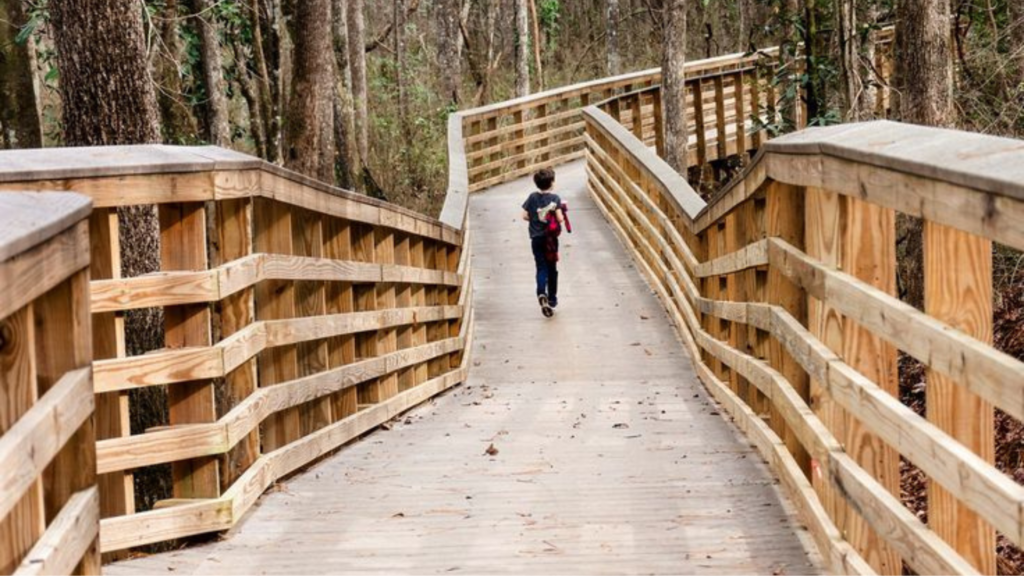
[549,297,558,308]
[538,294,554,317]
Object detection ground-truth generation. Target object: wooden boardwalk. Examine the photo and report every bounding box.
[106,161,820,575]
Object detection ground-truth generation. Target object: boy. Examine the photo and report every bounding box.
[521,168,565,317]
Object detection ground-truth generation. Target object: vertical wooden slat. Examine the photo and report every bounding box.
[749,68,763,148]
[807,189,901,574]
[216,197,259,489]
[325,218,358,419]
[353,224,380,405]
[765,182,810,476]
[512,111,526,172]
[34,269,100,574]
[0,306,45,574]
[714,75,727,160]
[692,80,707,168]
[88,210,134,537]
[160,202,220,498]
[536,102,550,164]
[293,207,331,434]
[924,223,996,575]
[725,208,749,402]
[410,236,429,387]
[841,197,901,575]
[254,198,300,450]
[630,93,643,140]
[375,228,399,400]
[733,71,747,155]
[394,233,415,392]
[805,187,844,524]
[652,87,665,157]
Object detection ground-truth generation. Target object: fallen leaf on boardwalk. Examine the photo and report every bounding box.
[380,422,392,431]
[484,443,499,456]
[772,566,787,575]
[640,315,650,320]
[644,349,653,356]
[612,423,629,429]
[629,342,641,346]
[391,512,405,518]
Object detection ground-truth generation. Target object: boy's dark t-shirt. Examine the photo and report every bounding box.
[522,191,562,239]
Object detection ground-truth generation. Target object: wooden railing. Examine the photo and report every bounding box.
[0,146,473,555]
[437,27,895,208]
[583,104,1024,574]
[0,193,99,574]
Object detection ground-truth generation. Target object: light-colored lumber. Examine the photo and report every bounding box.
[14,488,99,576]
[924,222,996,573]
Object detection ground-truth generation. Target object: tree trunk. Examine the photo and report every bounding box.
[0,0,42,148]
[347,0,369,186]
[529,0,543,91]
[190,0,231,146]
[606,0,620,76]
[436,0,461,105]
[333,0,355,189]
[1010,0,1024,81]
[252,0,279,161]
[51,0,163,358]
[283,0,335,182]
[233,40,267,157]
[661,0,688,173]
[154,0,197,143]
[779,0,799,130]
[394,0,409,142]
[515,0,530,97]
[894,0,954,315]
[895,0,954,127]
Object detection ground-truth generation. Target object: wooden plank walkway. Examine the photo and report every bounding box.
[106,161,820,575]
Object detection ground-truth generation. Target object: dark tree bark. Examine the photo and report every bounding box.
[51,0,163,357]
[154,0,198,143]
[1010,0,1024,81]
[894,0,953,312]
[0,0,43,148]
[606,0,620,76]
[233,39,267,157]
[333,0,355,189]
[436,0,461,104]
[515,0,530,97]
[253,0,282,162]
[895,0,954,127]
[661,0,688,173]
[347,0,369,185]
[189,0,231,146]
[283,0,335,182]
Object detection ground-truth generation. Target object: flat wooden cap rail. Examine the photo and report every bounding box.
[583,106,1024,575]
[0,193,98,574]
[0,145,473,557]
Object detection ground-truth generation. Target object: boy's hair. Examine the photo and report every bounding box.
[533,168,555,191]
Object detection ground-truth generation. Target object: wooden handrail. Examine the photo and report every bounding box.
[583,101,1024,575]
[0,146,473,555]
[0,192,99,574]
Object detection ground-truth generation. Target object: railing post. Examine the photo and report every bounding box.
[216,194,260,490]
[652,87,665,157]
[160,202,221,499]
[713,75,727,161]
[924,223,996,574]
[765,182,810,475]
[254,197,301,449]
[732,71,747,158]
[89,209,134,556]
[806,188,902,575]
[324,217,360,419]
[294,206,332,434]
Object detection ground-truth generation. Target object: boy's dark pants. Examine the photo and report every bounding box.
[531,236,558,301]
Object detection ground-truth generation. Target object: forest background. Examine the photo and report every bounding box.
[0,0,1022,572]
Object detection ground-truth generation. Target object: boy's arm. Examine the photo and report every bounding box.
[521,209,530,221]
[555,208,565,223]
